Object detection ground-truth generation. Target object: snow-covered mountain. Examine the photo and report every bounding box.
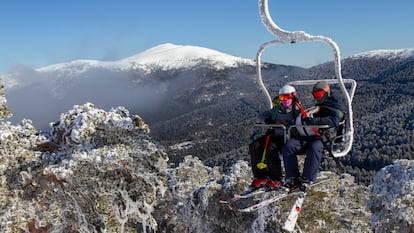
[117,43,255,71]
[3,43,413,134]
[1,43,257,132]
[17,43,254,82]
[349,48,414,61]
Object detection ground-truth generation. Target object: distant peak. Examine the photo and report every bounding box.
[147,43,181,50]
[119,43,254,70]
[138,43,182,55]
[33,43,254,74]
[350,48,414,60]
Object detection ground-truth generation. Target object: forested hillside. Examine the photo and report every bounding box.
[332,56,414,184]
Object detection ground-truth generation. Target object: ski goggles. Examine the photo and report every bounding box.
[279,93,294,101]
[312,85,330,99]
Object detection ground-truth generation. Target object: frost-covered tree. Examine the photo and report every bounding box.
[0,83,11,119]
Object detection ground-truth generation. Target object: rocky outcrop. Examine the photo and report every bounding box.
[164,161,372,233]
[368,159,414,233]
[1,103,168,232]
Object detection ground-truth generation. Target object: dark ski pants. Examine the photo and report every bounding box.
[282,138,324,182]
[249,135,283,181]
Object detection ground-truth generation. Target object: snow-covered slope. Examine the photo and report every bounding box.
[118,43,255,71]
[34,43,254,76]
[349,48,414,60]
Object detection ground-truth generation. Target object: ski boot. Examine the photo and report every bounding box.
[283,177,301,192]
[266,179,282,189]
[250,178,268,189]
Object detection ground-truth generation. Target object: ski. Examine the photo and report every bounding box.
[219,187,273,204]
[237,177,329,212]
[238,191,290,212]
[283,192,306,232]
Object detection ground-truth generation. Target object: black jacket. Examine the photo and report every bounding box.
[308,96,344,140]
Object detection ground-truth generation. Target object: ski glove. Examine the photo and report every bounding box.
[303,117,313,125]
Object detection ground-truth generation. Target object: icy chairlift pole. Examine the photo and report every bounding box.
[256,0,354,157]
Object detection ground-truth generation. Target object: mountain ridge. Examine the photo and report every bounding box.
[4,43,413,87]
[32,43,255,76]
[350,48,414,60]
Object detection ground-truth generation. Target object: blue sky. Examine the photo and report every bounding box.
[1,0,413,74]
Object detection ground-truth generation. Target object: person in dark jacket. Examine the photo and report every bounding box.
[249,85,301,189]
[282,81,343,192]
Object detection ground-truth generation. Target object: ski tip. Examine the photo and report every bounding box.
[219,200,230,204]
[282,226,294,233]
[279,186,290,193]
[238,208,252,213]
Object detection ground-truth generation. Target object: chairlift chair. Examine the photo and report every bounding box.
[255,0,357,157]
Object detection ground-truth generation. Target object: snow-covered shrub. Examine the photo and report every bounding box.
[1,103,169,233]
[0,83,11,119]
[368,159,414,233]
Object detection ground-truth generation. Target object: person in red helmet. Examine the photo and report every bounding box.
[248,85,301,189]
[282,81,344,192]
